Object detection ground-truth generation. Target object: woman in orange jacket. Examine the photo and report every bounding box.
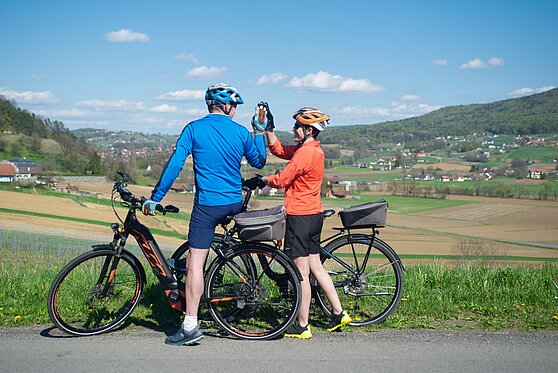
[257,106,352,338]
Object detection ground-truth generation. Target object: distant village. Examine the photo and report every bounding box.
[352,134,557,183]
[0,158,102,198]
[1,133,556,200]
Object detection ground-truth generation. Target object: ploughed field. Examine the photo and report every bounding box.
[1,182,557,265]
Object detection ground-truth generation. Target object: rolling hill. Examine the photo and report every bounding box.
[318,88,558,146]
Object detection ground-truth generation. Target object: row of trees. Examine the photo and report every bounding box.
[388,180,558,200]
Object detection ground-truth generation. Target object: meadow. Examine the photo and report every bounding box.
[0,182,557,331]
[1,231,556,331]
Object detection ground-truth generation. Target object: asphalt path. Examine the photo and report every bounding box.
[1,326,557,372]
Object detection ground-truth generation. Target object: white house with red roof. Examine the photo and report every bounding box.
[0,163,16,182]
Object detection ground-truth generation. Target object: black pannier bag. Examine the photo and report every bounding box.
[338,199,388,228]
[233,205,286,241]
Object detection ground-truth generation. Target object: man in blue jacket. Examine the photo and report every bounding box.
[142,83,266,345]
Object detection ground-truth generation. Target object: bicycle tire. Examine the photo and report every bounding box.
[205,243,301,340]
[47,247,145,336]
[315,236,404,326]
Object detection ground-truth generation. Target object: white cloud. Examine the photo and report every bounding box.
[149,104,178,113]
[256,72,288,84]
[460,57,504,69]
[337,106,391,117]
[76,99,146,111]
[175,53,198,64]
[30,74,48,80]
[0,87,58,103]
[287,71,383,93]
[185,66,227,79]
[487,57,504,67]
[35,108,90,118]
[507,86,556,97]
[432,59,448,66]
[155,89,205,101]
[335,101,440,120]
[400,94,420,101]
[104,29,150,42]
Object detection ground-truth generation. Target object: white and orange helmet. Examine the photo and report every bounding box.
[292,107,330,132]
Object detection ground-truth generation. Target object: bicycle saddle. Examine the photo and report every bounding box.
[323,209,335,218]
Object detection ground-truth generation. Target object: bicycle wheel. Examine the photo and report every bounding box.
[205,244,301,340]
[47,247,145,336]
[315,236,404,326]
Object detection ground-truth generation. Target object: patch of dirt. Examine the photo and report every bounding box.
[412,162,472,171]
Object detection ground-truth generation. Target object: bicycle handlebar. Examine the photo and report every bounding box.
[113,172,179,215]
[113,171,267,216]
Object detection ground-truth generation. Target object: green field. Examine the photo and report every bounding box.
[492,146,558,163]
[320,193,472,215]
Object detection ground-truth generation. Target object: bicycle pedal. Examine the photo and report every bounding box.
[236,299,245,309]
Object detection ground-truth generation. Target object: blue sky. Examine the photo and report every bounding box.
[1,0,556,134]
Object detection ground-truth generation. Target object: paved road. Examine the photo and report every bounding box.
[1,326,557,372]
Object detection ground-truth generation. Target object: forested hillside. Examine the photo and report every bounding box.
[319,88,558,147]
[0,97,101,174]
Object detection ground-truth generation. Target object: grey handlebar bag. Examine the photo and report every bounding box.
[234,205,286,241]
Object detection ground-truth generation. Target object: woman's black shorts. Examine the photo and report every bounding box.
[283,213,323,258]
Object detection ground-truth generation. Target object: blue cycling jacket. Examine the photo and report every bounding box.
[151,113,266,206]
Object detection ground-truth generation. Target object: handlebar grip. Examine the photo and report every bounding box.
[154,204,179,215]
[164,205,180,214]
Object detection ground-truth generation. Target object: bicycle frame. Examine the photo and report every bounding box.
[111,185,291,313]
[110,203,183,310]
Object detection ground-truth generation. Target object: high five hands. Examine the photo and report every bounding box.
[251,101,275,133]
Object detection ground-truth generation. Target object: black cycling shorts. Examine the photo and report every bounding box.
[283,213,323,258]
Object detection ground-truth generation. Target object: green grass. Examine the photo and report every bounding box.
[318,193,473,215]
[2,258,556,331]
[376,264,558,330]
[493,146,558,163]
[331,251,558,263]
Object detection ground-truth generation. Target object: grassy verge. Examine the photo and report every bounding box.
[374,263,558,330]
[1,259,556,331]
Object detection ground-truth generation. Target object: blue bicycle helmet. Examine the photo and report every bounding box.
[205,83,244,105]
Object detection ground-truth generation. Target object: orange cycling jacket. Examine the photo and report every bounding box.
[267,138,324,215]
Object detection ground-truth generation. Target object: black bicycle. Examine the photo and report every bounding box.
[173,184,404,327]
[312,202,404,325]
[47,172,301,340]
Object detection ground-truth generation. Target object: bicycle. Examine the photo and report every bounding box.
[173,181,405,327]
[311,201,405,325]
[47,172,302,340]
